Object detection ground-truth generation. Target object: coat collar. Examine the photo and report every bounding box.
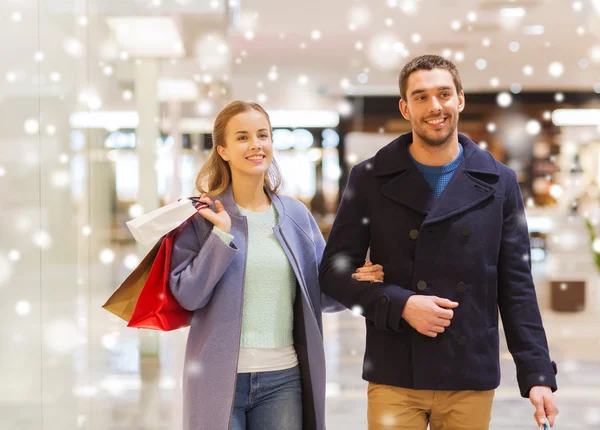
[372,131,499,177]
[216,185,286,225]
[373,132,500,225]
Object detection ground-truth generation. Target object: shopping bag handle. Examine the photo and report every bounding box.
[179,196,209,211]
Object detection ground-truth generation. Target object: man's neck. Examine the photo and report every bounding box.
[409,132,460,167]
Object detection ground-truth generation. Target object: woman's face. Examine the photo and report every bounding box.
[217,109,273,180]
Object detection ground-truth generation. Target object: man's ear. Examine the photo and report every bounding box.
[399,98,410,121]
[457,91,465,113]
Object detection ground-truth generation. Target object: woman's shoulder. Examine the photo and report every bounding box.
[276,194,312,218]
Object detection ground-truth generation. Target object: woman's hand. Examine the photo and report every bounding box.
[351,261,384,283]
[196,194,232,234]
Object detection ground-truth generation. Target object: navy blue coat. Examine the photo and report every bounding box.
[319,132,557,397]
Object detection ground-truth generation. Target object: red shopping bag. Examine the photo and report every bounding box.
[127,218,193,331]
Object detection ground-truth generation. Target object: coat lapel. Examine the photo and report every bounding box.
[373,133,436,216]
[422,162,494,225]
[422,134,499,225]
[380,170,437,216]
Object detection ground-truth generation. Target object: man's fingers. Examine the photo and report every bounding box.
[534,415,547,428]
[435,317,451,327]
[436,308,454,320]
[545,402,559,427]
[433,297,459,309]
[531,398,546,427]
[430,325,445,334]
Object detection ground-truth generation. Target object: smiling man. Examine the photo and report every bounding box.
[319,55,559,429]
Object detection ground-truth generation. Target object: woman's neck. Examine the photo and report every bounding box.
[231,173,271,212]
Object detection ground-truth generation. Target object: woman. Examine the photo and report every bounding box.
[170,101,385,430]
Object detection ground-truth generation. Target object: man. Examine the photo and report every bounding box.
[319,55,559,429]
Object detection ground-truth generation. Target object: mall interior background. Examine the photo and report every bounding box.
[1,0,600,428]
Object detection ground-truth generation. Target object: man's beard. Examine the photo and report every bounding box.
[414,115,457,147]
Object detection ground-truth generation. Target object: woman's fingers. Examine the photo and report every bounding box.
[352,274,383,282]
[214,200,226,212]
[196,207,219,225]
[356,264,383,273]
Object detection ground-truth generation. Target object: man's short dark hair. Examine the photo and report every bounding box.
[399,55,463,101]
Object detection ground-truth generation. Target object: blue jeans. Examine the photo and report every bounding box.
[229,365,303,430]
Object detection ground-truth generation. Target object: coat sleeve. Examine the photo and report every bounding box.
[306,210,346,313]
[498,171,557,398]
[169,216,238,311]
[318,164,415,331]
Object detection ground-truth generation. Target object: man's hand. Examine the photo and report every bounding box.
[530,386,558,428]
[401,295,458,337]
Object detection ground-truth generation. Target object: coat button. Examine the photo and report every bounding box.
[456,282,466,293]
[461,226,471,237]
[379,296,388,305]
[409,229,419,240]
[417,280,427,291]
[457,336,468,346]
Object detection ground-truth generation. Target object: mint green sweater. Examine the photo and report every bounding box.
[213,204,296,348]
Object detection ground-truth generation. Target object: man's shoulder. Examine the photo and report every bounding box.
[352,157,376,175]
[352,134,410,177]
[493,158,517,179]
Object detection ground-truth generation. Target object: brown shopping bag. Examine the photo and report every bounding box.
[102,239,163,322]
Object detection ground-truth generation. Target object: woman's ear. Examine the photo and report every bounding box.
[216,145,229,162]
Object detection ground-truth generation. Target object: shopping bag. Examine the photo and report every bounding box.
[126,219,194,331]
[126,198,201,247]
[101,239,163,322]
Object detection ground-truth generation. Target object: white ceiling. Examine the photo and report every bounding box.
[1,0,600,114]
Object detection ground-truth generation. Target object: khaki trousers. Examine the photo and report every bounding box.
[368,383,495,430]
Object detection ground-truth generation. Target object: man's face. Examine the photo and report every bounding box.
[399,68,465,147]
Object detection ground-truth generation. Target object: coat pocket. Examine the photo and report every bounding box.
[485,265,498,328]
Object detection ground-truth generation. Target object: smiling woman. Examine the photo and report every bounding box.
[169,100,386,430]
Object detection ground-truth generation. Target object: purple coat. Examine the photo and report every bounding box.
[170,186,341,430]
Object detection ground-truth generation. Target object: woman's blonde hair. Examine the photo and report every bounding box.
[195,101,283,197]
